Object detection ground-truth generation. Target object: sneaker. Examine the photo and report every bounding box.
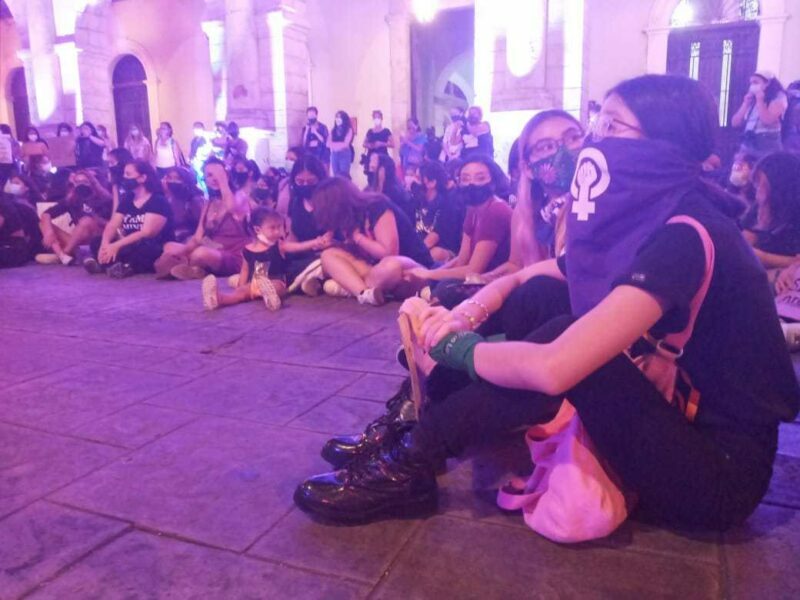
[35,253,60,265]
[59,254,75,266]
[107,262,135,279]
[202,275,219,311]
[782,322,800,352]
[301,276,323,297]
[419,286,432,302]
[323,279,353,298]
[154,253,184,279]
[358,287,385,306]
[288,259,323,294]
[83,257,104,275]
[255,274,282,311]
[227,274,240,288]
[170,263,206,280]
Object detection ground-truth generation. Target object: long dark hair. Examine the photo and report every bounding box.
[419,160,448,196]
[755,74,787,105]
[333,110,352,137]
[127,160,163,195]
[456,153,511,198]
[755,152,800,230]
[311,176,386,234]
[79,121,99,137]
[372,153,401,193]
[8,170,43,203]
[610,74,717,163]
[290,154,328,190]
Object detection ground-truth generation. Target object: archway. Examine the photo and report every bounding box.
[112,54,151,146]
[9,67,29,139]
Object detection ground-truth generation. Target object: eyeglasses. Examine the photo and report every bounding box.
[526,128,585,162]
[589,113,644,141]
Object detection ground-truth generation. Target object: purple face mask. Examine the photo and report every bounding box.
[565,137,700,316]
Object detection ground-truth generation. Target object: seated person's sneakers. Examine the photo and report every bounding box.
[202,275,219,311]
[294,429,438,524]
[170,263,206,280]
[83,257,104,274]
[288,259,324,296]
[300,276,323,297]
[321,379,416,469]
[107,262,135,279]
[357,287,385,306]
[34,253,60,265]
[59,254,74,266]
[255,274,282,311]
[323,279,353,298]
[781,322,800,352]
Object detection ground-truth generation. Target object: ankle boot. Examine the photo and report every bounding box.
[321,379,417,469]
[295,429,438,523]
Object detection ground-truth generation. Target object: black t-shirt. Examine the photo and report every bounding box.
[418,190,464,254]
[607,194,800,431]
[116,192,174,244]
[75,137,104,168]
[288,195,322,244]
[365,128,392,156]
[747,223,800,256]
[243,244,288,282]
[364,198,433,267]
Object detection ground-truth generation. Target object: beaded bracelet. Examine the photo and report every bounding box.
[464,299,491,322]
[453,310,479,330]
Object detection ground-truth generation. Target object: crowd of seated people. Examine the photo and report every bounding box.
[2,72,800,538]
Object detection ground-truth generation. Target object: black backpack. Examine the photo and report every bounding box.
[782,91,800,143]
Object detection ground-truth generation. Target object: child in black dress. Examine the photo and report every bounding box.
[202,207,288,311]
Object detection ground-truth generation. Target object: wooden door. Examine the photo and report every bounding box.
[667,21,759,163]
[112,55,151,146]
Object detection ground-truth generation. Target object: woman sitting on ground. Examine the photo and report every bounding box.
[742,152,800,273]
[3,171,43,208]
[251,170,280,209]
[314,177,432,305]
[162,167,204,241]
[0,195,41,268]
[38,169,112,266]
[367,155,511,300]
[280,155,333,295]
[412,160,464,262]
[86,160,174,278]
[276,146,305,216]
[230,157,261,207]
[295,74,800,534]
[155,158,250,280]
[367,153,413,220]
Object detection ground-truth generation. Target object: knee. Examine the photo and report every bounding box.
[321,247,345,268]
[188,247,212,266]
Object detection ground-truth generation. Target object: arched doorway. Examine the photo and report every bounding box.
[112,54,151,146]
[665,0,761,162]
[9,67,30,139]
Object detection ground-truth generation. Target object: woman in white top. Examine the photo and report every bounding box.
[732,71,789,157]
[153,122,185,178]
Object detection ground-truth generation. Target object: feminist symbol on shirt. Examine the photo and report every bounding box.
[570,148,611,221]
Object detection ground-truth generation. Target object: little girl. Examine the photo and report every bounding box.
[202,207,288,311]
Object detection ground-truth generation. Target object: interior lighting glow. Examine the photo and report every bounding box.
[412,0,438,24]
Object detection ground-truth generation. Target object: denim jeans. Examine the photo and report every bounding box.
[331,150,352,178]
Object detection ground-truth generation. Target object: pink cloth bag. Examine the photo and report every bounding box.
[497,216,715,543]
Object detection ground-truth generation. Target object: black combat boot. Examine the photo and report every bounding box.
[320,379,417,469]
[295,429,438,523]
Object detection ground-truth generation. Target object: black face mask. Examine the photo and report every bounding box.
[410,182,425,201]
[232,171,249,188]
[207,187,222,200]
[294,184,315,201]
[74,184,92,199]
[109,164,123,182]
[167,182,186,197]
[120,177,139,192]
[462,183,494,206]
[308,117,317,125]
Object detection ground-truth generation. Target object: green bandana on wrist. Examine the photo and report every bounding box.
[430,331,485,381]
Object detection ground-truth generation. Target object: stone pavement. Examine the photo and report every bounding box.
[0,266,799,599]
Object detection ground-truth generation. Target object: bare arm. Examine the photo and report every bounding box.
[473,285,663,395]
[755,95,788,127]
[353,211,399,259]
[752,248,799,269]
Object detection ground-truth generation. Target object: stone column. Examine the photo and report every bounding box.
[74,3,115,133]
[387,0,412,146]
[756,14,789,74]
[225,0,270,128]
[25,0,64,123]
[201,19,228,122]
